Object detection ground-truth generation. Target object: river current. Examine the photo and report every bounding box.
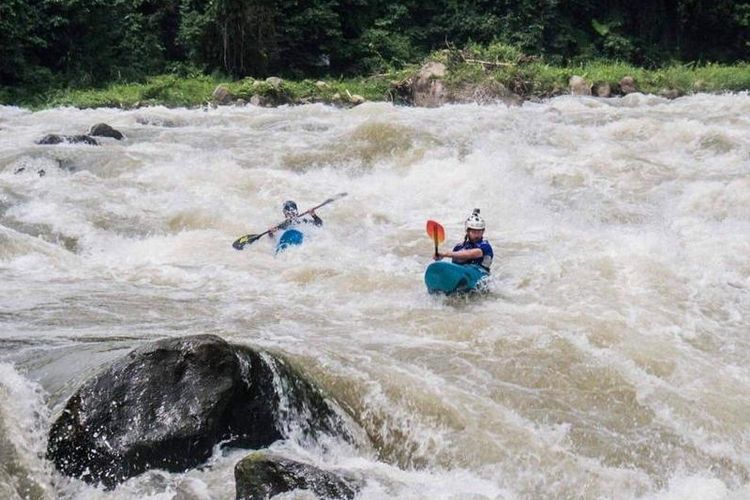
[1,94,749,499]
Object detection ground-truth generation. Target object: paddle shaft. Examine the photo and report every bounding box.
[232,192,347,250]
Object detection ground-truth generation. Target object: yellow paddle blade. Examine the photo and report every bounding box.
[232,233,261,250]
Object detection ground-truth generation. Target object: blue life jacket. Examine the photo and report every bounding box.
[452,238,493,271]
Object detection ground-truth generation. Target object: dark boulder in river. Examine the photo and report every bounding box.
[235,451,361,500]
[47,334,352,488]
[88,123,124,140]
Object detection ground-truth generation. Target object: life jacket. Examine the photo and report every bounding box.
[452,238,493,271]
[278,213,323,231]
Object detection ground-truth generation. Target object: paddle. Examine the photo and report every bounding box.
[232,192,348,250]
[426,220,445,258]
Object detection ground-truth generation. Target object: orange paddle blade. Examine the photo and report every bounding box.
[426,220,445,244]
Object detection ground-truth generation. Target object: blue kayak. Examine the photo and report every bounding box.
[425,262,488,294]
[275,229,304,253]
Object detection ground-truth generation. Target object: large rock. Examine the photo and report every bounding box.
[47,335,353,488]
[349,94,366,105]
[569,75,591,96]
[265,77,283,89]
[659,87,682,99]
[213,85,234,104]
[235,451,361,500]
[249,94,267,106]
[399,61,521,107]
[89,123,124,140]
[412,62,448,107]
[594,82,612,97]
[619,76,637,95]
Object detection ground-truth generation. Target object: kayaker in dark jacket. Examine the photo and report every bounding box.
[433,209,493,271]
[268,200,322,236]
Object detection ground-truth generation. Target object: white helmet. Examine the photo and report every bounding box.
[465,208,485,230]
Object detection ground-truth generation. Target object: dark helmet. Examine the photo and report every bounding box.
[282,200,298,217]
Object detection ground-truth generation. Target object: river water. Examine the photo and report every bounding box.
[1,94,749,499]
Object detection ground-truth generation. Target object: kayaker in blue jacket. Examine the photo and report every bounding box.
[433,209,493,271]
[268,200,322,236]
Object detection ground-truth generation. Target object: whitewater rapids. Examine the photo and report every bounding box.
[1,93,749,499]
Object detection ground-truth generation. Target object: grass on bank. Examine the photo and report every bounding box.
[550,60,750,94]
[1,72,405,110]
[442,44,750,97]
[2,44,749,109]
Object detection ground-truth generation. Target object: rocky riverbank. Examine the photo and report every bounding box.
[4,47,750,109]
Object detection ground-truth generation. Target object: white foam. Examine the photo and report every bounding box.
[1,96,749,498]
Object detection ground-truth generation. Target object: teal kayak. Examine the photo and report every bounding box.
[275,228,304,253]
[425,262,488,294]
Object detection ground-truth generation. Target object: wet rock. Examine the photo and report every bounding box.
[135,116,180,127]
[250,94,266,106]
[11,156,72,177]
[595,82,612,98]
[13,166,46,177]
[398,61,522,107]
[419,61,447,80]
[620,76,637,95]
[89,123,124,140]
[47,334,354,488]
[235,451,361,500]
[265,77,283,89]
[659,88,683,99]
[412,62,448,107]
[36,134,98,146]
[212,85,234,104]
[388,78,413,105]
[569,75,592,96]
[349,94,366,105]
[450,80,519,105]
[547,82,564,98]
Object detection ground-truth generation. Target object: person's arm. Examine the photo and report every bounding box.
[437,248,483,262]
[268,219,291,237]
[308,210,323,226]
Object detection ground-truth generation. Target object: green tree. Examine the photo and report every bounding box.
[0,0,52,85]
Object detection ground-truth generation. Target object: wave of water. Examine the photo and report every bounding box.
[1,94,749,499]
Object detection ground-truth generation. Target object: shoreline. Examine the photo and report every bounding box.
[3,56,750,110]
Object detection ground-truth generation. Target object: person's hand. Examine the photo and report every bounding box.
[433,252,443,261]
[309,209,316,217]
[268,227,277,237]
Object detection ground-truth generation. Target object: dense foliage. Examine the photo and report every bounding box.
[2,0,748,90]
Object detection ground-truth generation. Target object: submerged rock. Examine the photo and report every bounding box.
[47,334,353,488]
[36,134,98,146]
[235,451,361,500]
